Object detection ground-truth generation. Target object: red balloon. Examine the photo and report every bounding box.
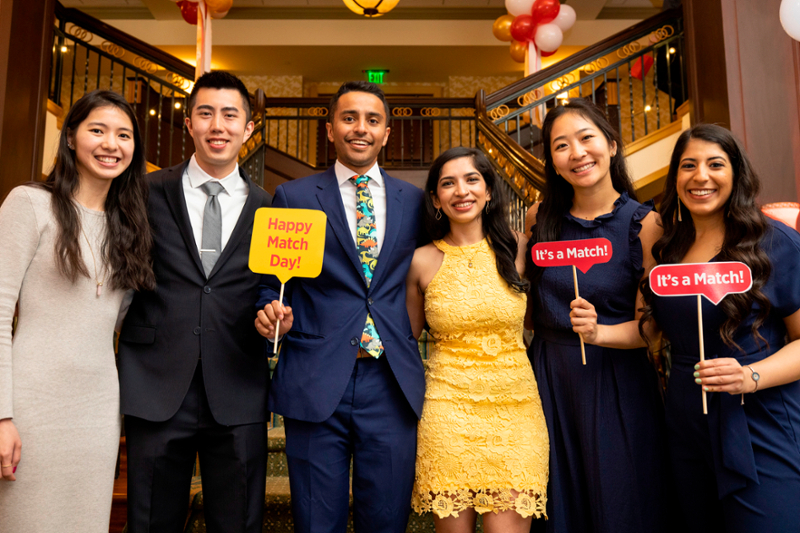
[510,14,536,43]
[177,0,198,25]
[541,49,556,57]
[531,0,560,25]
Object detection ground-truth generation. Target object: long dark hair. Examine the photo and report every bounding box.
[639,124,771,350]
[528,99,636,285]
[424,147,528,293]
[33,90,155,291]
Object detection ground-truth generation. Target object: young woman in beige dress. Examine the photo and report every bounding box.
[0,90,154,532]
[406,147,549,533]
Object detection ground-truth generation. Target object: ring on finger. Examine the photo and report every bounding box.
[1,464,12,468]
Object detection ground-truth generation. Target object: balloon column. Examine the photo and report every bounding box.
[493,0,576,76]
[780,0,800,41]
[172,0,234,80]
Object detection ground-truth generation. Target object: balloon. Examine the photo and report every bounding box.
[177,0,198,25]
[780,0,800,41]
[509,40,527,63]
[210,8,230,19]
[531,0,560,25]
[534,23,562,52]
[492,14,515,42]
[541,49,556,57]
[206,0,233,12]
[552,4,576,32]
[505,0,535,17]
[510,15,536,42]
[182,0,199,2]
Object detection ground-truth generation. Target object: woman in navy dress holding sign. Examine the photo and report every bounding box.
[641,124,800,532]
[525,99,670,533]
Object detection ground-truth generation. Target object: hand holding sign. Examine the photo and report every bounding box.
[532,238,613,364]
[250,208,327,352]
[650,261,753,414]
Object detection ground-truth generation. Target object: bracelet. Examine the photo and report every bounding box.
[747,365,760,393]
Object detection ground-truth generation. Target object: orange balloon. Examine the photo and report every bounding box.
[205,0,232,13]
[510,40,527,63]
[492,14,515,42]
[210,8,229,19]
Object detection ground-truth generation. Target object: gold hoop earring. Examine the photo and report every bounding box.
[677,197,683,222]
[435,208,442,221]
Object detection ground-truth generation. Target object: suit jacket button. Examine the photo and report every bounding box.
[368,298,374,305]
[193,327,202,335]
[204,286,211,294]
[350,337,358,346]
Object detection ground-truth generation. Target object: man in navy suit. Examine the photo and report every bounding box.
[255,81,425,533]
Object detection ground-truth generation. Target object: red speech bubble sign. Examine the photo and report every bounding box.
[649,262,753,305]
[531,238,613,274]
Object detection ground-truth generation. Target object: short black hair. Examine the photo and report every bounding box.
[187,70,251,121]
[328,81,390,122]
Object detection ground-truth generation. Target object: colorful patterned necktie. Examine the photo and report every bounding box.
[351,175,384,358]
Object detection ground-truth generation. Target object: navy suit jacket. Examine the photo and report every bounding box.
[119,161,273,425]
[257,166,426,423]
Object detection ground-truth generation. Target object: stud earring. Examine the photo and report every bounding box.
[67,143,74,150]
[435,208,442,221]
[677,196,683,222]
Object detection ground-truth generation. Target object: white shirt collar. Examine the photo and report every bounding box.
[187,154,242,195]
[334,160,384,188]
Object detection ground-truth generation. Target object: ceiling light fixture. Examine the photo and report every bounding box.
[343,0,400,18]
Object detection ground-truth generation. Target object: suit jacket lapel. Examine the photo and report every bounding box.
[369,172,404,292]
[207,168,260,279]
[162,162,205,277]
[315,169,364,282]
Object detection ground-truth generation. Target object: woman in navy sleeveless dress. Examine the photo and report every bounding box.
[642,124,800,532]
[525,100,671,533]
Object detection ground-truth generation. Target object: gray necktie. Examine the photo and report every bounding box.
[200,181,225,277]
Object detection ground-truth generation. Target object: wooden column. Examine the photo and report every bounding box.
[0,0,56,201]
[683,0,800,203]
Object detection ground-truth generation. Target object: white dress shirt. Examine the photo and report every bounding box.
[334,159,387,252]
[182,154,249,254]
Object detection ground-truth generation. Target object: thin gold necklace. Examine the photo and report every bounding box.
[80,225,106,297]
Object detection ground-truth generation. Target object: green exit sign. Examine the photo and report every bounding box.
[364,70,388,84]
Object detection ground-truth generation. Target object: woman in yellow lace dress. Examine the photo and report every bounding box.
[406,147,549,533]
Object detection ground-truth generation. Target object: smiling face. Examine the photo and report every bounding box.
[185,87,254,179]
[675,138,733,222]
[432,156,491,227]
[68,105,135,189]
[549,111,616,191]
[326,91,390,175]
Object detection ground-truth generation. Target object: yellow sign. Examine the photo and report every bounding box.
[249,208,327,283]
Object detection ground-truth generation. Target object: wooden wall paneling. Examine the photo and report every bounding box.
[0,0,56,201]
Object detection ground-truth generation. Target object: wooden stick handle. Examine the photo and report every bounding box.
[698,294,707,415]
[573,265,586,365]
[273,282,285,355]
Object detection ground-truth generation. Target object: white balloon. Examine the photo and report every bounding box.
[534,23,563,52]
[505,0,535,17]
[780,0,800,41]
[553,4,576,32]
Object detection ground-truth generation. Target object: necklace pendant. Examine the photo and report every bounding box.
[96,282,103,297]
[468,261,473,268]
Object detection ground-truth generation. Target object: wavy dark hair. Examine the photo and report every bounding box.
[424,147,528,293]
[527,99,636,286]
[639,124,771,350]
[31,90,155,291]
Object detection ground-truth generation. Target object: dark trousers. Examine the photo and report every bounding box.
[125,363,268,533]
[284,356,418,533]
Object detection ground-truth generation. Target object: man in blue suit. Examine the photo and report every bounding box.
[255,81,425,533]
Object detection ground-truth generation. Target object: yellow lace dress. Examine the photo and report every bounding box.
[411,239,549,520]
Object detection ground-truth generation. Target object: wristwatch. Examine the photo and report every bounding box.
[747,365,760,392]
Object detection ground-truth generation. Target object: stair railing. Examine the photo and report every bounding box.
[51,2,195,169]
[477,8,686,227]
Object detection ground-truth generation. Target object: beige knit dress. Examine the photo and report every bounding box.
[0,186,124,533]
